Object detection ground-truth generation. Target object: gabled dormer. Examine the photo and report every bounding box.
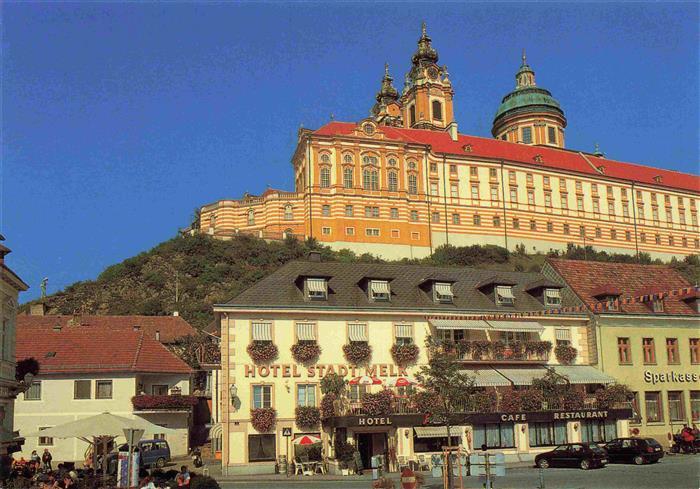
[295,275,330,301]
[591,284,622,311]
[476,277,518,306]
[419,277,456,304]
[358,277,393,302]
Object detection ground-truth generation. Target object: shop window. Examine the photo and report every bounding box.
[413,434,460,453]
[74,380,91,400]
[617,338,631,364]
[666,338,679,364]
[668,391,685,421]
[580,420,617,443]
[253,385,272,409]
[690,338,700,364]
[529,421,567,447]
[642,338,656,364]
[645,392,663,423]
[248,434,276,462]
[296,384,317,407]
[473,423,515,449]
[691,391,700,422]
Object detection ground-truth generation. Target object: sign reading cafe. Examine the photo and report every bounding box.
[243,363,409,379]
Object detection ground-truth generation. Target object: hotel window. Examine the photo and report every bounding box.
[647,391,665,422]
[493,216,501,227]
[509,188,518,203]
[248,435,276,462]
[490,186,499,201]
[96,380,113,400]
[521,127,533,144]
[24,381,42,401]
[691,391,700,422]
[666,338,679,364]
[390,208,399,219]
[690,338,700,364]
[495,285,515,305]
[296,322,316,344]
[369,280,391,302]
[473,422,515,449]
[252,385,272,409]
[530,220,537,231]
[642,338,656,364]
[512,218,520,229]
[38,427,54,447]
[544,192,552,208]
[410,210,419,221]
[580,420,617,443]
[364,206,379,218]
[489,168,498,179]
[305,278,327,300]
[555,329,570,346]
[526,173,534,186]
[296,384,317,407]
[408,174,418,194]
[388,171,398,191]
[365,228,380,237]
[430,182,438,196]
[449,164,457,174]
[431,212,440,223]
[630,392,642,424]
[345,205,353,217]
[544,289,561,307]
[546,221,553,232]
[617,338,631,364]
[395,324,413,346]
[508,171,516,184]
[595,227,602,238]
[433,282,454,303]
[470,166,479,178]
[247,209,255,226]
[452,214,460,225]
[345,226,355,235]
[430,163,438,173]
[529,421,567,447]
[74,380,91,400]
[547,127,556,144]
[577,197,584,211]
[527,190,535,205]
[668,391,685,421]
[284,205,293,220]
[471,184,480,200]
[563,223,570,235]
[322,205,330,217]
[450,184,459,198]
[320,167,331,188]
[473,214,481,226]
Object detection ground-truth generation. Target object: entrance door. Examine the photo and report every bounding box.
[357,433,372,471]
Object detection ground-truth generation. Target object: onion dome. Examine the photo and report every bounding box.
[371,63,399,116]
[411,21,439,67]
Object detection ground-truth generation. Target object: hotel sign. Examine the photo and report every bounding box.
[243,363,409,378]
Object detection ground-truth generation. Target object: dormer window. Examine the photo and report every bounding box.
[652,298,664,313]
[369,280,390,302]
[495,285,515,305]
[433,282,454,303]
[306,278,327,300]
[544,288,562,307]
[602,296,619,311]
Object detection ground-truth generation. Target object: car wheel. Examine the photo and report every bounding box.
[537,459,550,469]
[633,455,644,465]
[580,459,590,470]
[156,457,166,468]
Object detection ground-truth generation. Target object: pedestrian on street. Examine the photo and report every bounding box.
[176,465,190,487]
[41,448,52,471]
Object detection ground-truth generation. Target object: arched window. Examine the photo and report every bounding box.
[320,153,331,164]
[343,154,353,165]
[247,209,255,225]
[284,204,293,220]
[408,174,418,194]
[409,105,416,126]
[343,167,354,189]
[388,171,398,192]
[320,167,331,188]
[432,100,442,121]
[363,169,379,191]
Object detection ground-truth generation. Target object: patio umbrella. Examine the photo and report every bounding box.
[293,434,322,446]
[386,376,417,387]
[24,412,178,439]
[348,375,382,385]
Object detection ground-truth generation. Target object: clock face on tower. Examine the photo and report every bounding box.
[427,66,439,80]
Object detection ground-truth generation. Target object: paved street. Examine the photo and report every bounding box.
[216,454,700,489]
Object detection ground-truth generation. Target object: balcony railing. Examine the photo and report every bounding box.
[430,340,552,363]
[132,394,199,412]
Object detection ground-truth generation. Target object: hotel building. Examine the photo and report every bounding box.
[215,255,632,474]
[198,24,699,260]
[545,259,700,447]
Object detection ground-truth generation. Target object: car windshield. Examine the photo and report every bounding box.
[645,438,661,447]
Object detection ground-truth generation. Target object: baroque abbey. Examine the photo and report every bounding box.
[197,23,699,259]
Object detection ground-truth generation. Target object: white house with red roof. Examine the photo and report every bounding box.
[13,327,193,462]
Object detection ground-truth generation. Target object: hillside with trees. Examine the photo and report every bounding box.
[22,233,699,329]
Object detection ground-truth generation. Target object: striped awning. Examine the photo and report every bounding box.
[545,289,561,299]
[348,323,368,342]
[307,278,327,293]
[549,365,616,384]
[395,324,412,338]
[495,286,515,299]
[252,321,272,341]
[430,319,491,330]
[296,322,316,341]
[414,426,463,438]
[459,368,511,387]
[370,280,390,295]
[435,283,454,297]
[487,321,544,333]
[495,367,548,386]
[555,328,571,341]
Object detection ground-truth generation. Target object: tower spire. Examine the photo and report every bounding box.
[521,48,527,66]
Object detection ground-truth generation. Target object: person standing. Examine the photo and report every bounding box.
[41,448,52,471]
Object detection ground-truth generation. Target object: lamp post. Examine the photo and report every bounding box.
[229,384,238,411]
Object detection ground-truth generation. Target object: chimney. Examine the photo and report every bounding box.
[30,303,46,316]
[172,311,179,317]
[155,330,161,341]
[307,251,322,262]
[447,122,459,142]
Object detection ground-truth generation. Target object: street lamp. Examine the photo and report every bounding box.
[229,384,238,410]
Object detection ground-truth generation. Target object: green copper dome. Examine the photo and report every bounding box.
[493,86,564,122]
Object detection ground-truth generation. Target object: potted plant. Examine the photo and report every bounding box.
[295,406,321,429]
[247,341,278,364]
[390,343,420,366]
[554,344,578,365]
[250,407,277,432]
[510,340,525,360]
[291,342,322,364]
[320,372,347,396]
[320,393,337,421]
[456,340,472,359]
[343,341,372,365]
[519,388,545,411]
[595,383,634,409]
[491,340,506,360]
[470,340,491,360]
[360,389,393,416]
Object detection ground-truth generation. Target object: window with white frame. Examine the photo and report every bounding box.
[320,167,331,188]
[24,381,42,400]
[408,174,418,194]
[343,167,354,189]
[369,280,390,302]
[252,321,273,341]
[296,384,317,407]
[495,285,515,305]
[252,385,272,409]
[388,171,398,192]
[433,282,454,303]
[544,288,562,307]
[395,324,413,346]
[305,278,327,300]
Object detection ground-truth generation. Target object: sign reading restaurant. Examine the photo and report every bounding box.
[243,363,409,378]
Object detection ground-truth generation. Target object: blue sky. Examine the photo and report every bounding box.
[3,2,698,302]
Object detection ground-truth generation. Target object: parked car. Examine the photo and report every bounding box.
[534,442,608,470]
[107,439,171,474]
[604,437,664,464]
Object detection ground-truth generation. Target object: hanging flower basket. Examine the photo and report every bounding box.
[390,344,419,366]
[361,390,393,416]
[295,406,321,429]
[343,342,372,365]
[320,393,338,421]
[251,407,277,432]
[291,342,322,364]
[247,341,279,364]
[554,344,578,365]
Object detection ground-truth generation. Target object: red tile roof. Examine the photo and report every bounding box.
[313,122,699,193]
[17,315,197,344]
[547,258,698,316]
[16,329,192,375]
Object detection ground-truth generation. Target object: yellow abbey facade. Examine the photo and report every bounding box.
[198,24,699,260]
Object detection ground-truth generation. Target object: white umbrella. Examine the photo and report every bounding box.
[24,412,177,438]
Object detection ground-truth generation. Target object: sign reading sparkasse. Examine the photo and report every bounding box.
[644,370,699,385]
[243,363,409,378]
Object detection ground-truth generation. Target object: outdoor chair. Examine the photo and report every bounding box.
[397,455,409,472]
[293,458,303,475]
